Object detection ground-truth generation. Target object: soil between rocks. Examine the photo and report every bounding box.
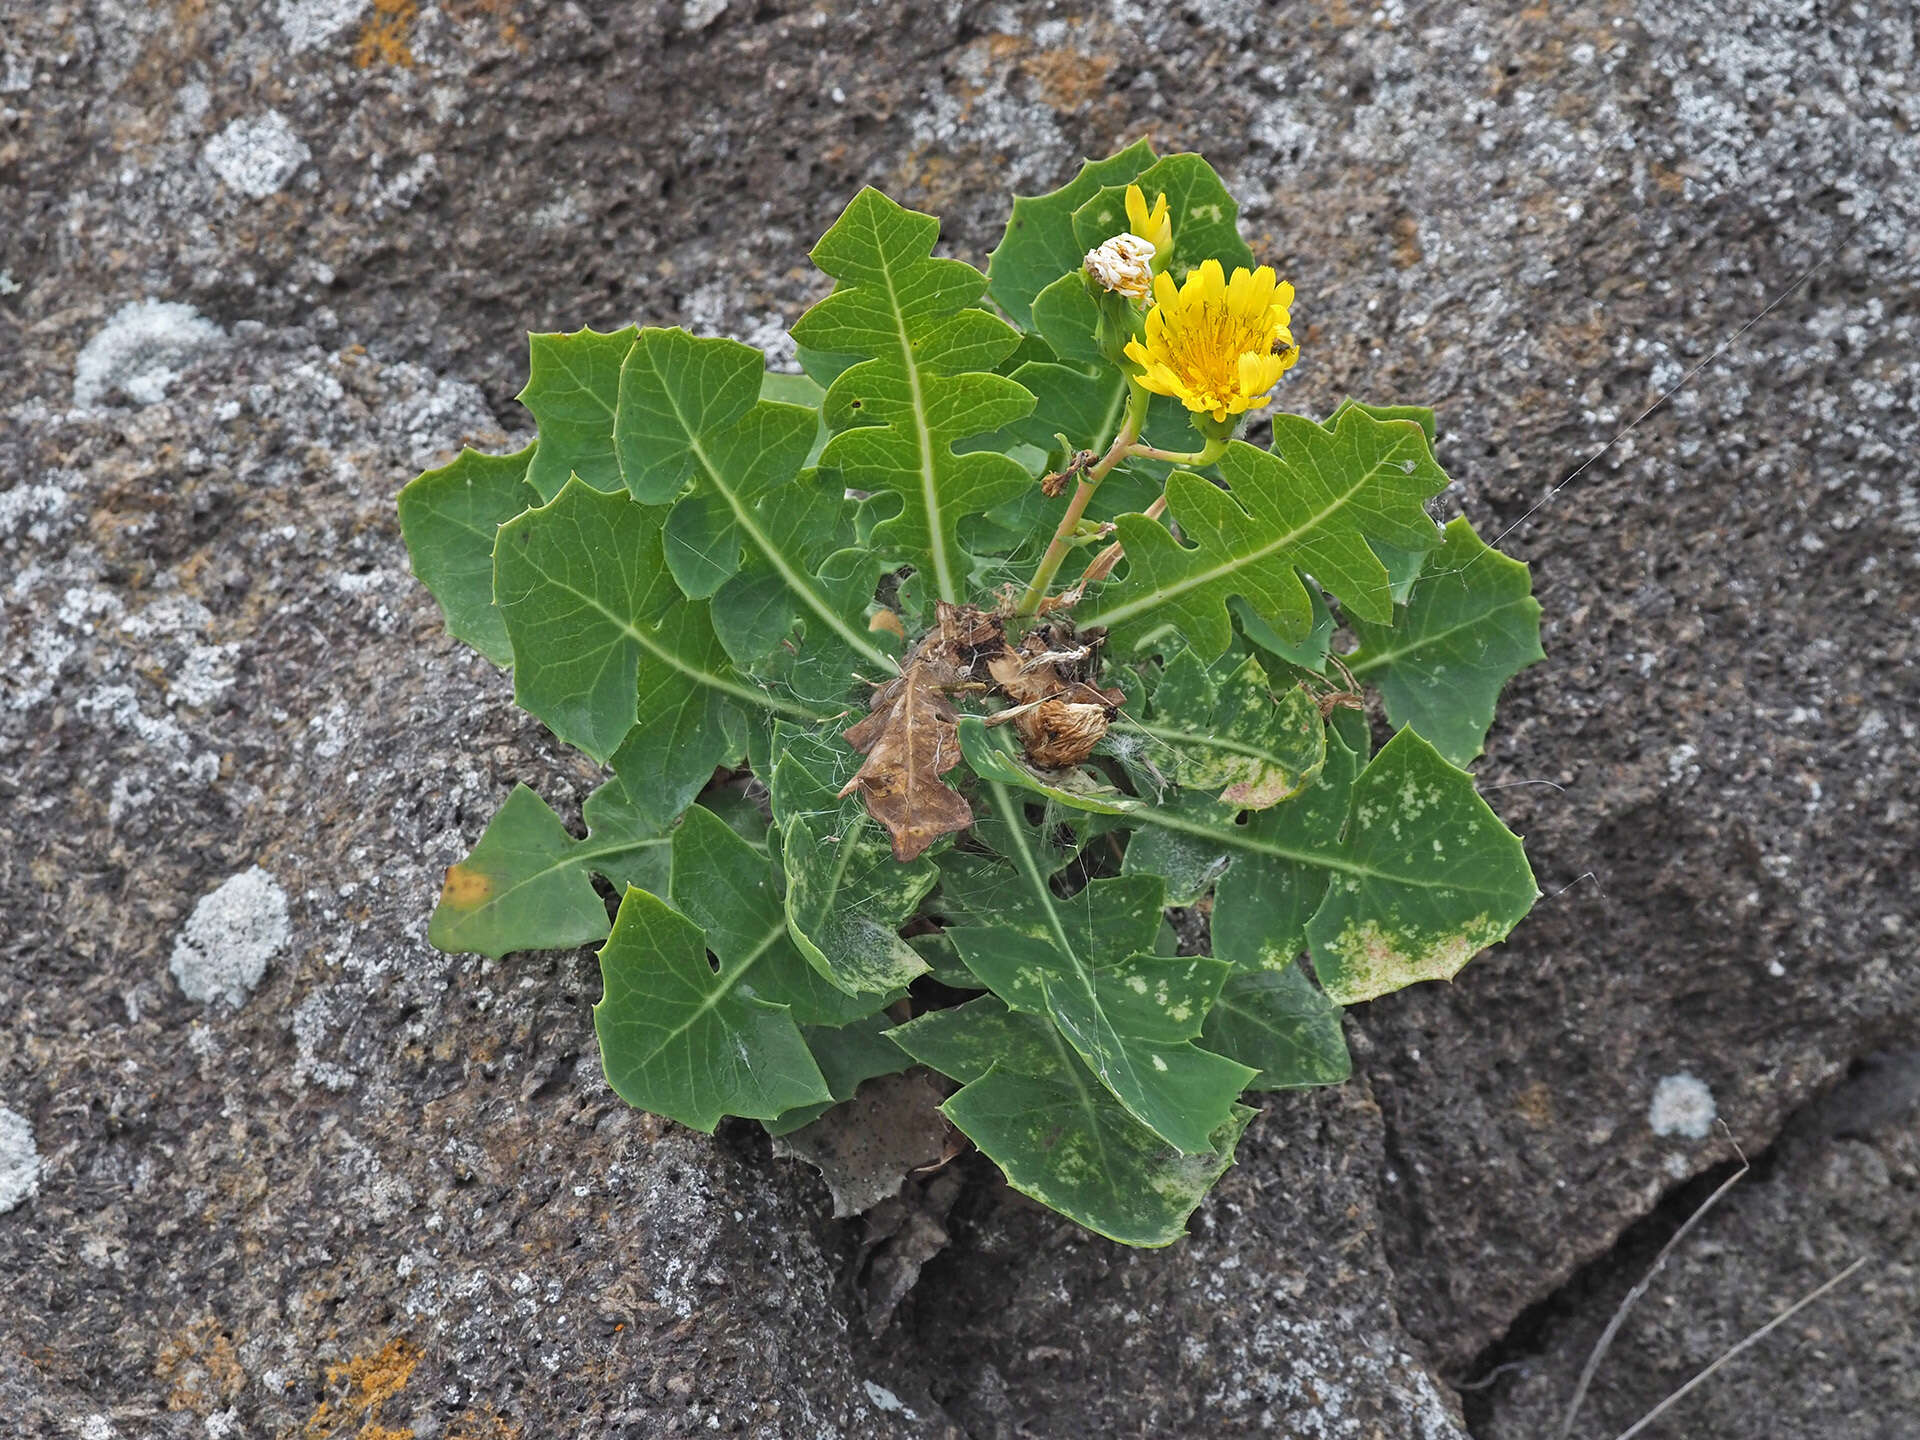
[2,2,1916,1437]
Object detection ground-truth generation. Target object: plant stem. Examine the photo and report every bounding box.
[1127,436,1228,466]
[1015,384,1149,616]
[1077,494,1167,587]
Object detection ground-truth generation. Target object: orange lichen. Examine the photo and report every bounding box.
[1022,47,1114,111]
[353,0,418,69]
[304,1337,421,1439]
[155,1319,246,1414]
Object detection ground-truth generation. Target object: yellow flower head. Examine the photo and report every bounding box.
[1124,184,1173,263]
[1123,260,1299,423]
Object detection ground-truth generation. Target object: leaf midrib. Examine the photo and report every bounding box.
[1080,444,1418,632]
[988,782,1182,1146]
[651,357,897,672]
[1115,717,1309,770]
[875,219,958,605]
[1342,595,1541,677]
[524,567,823,721]
[1135,804,1522,898]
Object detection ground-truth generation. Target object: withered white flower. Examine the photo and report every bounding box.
[1083,232,1158,302]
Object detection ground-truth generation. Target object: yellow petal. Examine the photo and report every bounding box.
[1227,265,1275,316]
[1188,258,1226,307]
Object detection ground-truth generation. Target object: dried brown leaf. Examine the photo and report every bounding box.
[841,662,973,862]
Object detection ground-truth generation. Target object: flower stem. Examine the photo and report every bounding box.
[1126,436,1229,466]
[1014,384,1149,616]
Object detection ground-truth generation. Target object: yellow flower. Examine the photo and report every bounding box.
[1124,184,1173,263]
[1123,260,1299,423]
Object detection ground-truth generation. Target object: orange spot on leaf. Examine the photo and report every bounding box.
[440,863,492,910]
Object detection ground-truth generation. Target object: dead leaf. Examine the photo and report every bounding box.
[842,661,973,861]
[838,603,1127,852]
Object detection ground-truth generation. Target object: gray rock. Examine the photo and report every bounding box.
[2,0,1914,1435]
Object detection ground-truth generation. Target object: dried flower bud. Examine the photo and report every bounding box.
[1083,232,1158,302]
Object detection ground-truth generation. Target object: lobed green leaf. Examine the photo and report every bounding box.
[1108,649,1327,809]
[1077,409,1449,658]
[986,139,1157,329]
[1122,730,1537,1004]
[892,997,1251,1247]
[1201,965,1351,1092]
[594,886,831,1132]
[494,478,817,768]
[792,187,1036,605]
[959,789,1255,1154]
[427,781,666,959]
[519,326,637,500]
[768,723,935,996]
[1344,516,1545,765]
[397,443,538,666]
[1069,152,1255,284]
[613,326,894,672]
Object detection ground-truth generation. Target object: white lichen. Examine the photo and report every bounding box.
[169,866,292,1007]
[0,1105,42,1213]
[73,300,225,410]
[1648,1072,1717,1140]
[275,0,370,52]
[202,110,311,199]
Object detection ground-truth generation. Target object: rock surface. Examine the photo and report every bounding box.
[2,1,1915,1436]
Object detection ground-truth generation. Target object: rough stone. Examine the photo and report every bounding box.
[3,0,1915,1435]
[0,1107,41,1215]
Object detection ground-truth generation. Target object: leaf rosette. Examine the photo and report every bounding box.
[398,142,1546,1246]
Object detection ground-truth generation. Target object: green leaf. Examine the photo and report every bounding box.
[1322,400,1441,606]
[428,782,666,959]
[397,444,538,666]
[588,740,730,870]
[1009,358,1133,452]
[1070,152,1255,284]
[792,187,1036,604]
[1344,517,1545,765]
[764,1012,914,1137]
[891,997,1251,1247]
[519,326,637,500]
[1303,729,1538,1003]
[1326,397,1437,444]
[1079,411,1447,658]
[614,327,894,671]
[1201,965,1351,1092]
[1372,541,1431,606]
[767,723,935,996]
[1118,821,1230,907]
[1233,589,1334,675]
[594,886,830,1132]
[666,805,880,1028]
[494,478,820,765]
[986,139,1157,330]
[759,370,830,467]
[1118,729,1535,1002]
[1030,271,1108,369]
[1108,650,1326,809]
[960,790,1255,1153]
[1205,740,1362,973]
